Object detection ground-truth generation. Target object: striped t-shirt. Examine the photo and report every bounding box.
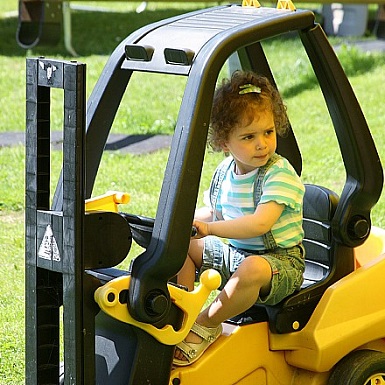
[215,156,304,250]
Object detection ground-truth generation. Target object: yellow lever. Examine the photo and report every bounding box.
[85,191,130,213]
[94,269,221,345]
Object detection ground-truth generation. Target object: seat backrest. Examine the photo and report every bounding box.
[301,184,339,287]
[264,184,356,333]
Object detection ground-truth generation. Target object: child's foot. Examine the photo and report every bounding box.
[173,322,222,366]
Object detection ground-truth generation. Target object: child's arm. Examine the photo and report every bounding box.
[193,201,284,239]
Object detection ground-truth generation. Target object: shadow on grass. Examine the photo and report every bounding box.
[281,41,385,99]
[2,6,385,97]
[0,6,201,57]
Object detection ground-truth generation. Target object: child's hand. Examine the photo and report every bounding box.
[191,220,210,238]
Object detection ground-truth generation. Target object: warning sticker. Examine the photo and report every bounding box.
[38,224,61,262]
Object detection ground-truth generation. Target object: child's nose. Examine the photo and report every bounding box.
[256,138,266,150]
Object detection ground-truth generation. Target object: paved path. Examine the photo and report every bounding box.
[0,131,172,154]
[334,38,385,53]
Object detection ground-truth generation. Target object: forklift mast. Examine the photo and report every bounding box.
[25,58,90,383]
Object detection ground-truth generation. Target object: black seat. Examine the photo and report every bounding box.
[301,184,339,288]
[230,184,355,333]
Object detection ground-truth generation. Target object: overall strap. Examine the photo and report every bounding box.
[209,153,282,250]
[254,153,282,250]
[209,157,233,221]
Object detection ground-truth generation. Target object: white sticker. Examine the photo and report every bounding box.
[38,224,61,262]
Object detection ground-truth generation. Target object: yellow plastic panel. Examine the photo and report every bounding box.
[170,322,295,385]
[171,322,333,384]
[270,254,385,372]
[94,269,221,345]
[354,226,385,267]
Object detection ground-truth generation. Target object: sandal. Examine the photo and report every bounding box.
[173,322,222,366]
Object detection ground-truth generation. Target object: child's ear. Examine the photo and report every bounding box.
[221,142,229,153]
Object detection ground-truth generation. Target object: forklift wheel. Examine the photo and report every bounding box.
[328,350,385,385]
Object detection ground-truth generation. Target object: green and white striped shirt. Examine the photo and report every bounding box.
[216,156,304,250]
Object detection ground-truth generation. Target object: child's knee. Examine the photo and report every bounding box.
[188,239,204,267]
[239,256,271,283]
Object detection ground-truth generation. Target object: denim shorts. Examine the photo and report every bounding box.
[198,236,305,306]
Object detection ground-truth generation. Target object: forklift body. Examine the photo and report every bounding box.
[24,3,385,385]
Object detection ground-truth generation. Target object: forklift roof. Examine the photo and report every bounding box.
[122,5,315,75]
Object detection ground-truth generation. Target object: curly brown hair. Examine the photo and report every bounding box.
[209,71,288,151]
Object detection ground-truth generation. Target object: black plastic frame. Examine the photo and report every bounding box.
[25,58,92,384]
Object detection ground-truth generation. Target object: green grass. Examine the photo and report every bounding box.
[1,1,385,383]
[0,211,24,385]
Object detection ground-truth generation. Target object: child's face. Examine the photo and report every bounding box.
[222,109,276,175]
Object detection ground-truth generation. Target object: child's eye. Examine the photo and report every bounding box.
[243,135,254,140]
[265,129,275,136]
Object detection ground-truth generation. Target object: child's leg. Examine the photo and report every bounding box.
[177,238,204,291]
[197,255,272,326]
[174,255,272,362]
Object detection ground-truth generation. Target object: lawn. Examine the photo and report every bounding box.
[1,1,385,383]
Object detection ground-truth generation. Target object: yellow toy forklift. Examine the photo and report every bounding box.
[25,2,385,384]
